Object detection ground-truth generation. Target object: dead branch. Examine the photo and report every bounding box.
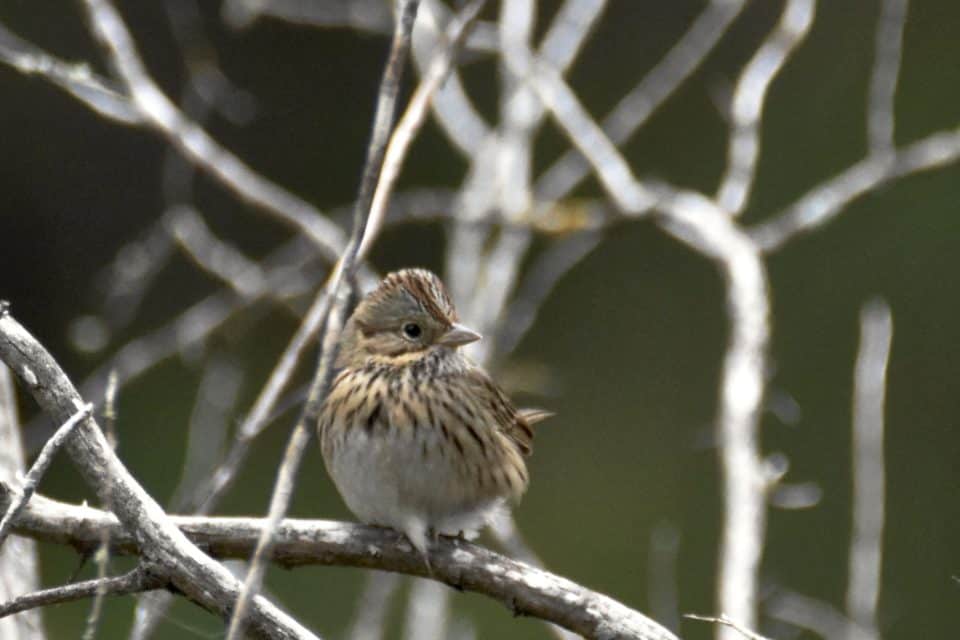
[2,488,679,640]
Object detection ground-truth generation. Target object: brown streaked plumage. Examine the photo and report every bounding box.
[317,268,547,558]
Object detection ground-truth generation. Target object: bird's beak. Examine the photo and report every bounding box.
[438,323,482,347]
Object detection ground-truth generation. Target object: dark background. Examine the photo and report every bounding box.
[1,1,959,638]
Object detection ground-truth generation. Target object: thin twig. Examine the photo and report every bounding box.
[0,21,140,123]
[411,0,490,157]
[96,219,175,331]
[766,589,854,640]
[846,300,892,640]
[684,614,774,640]
[83,371,120,640]
[0,402,94,548]
[165,207,267,299]
[536,0,747,202]
[171,357,244,511]
[130,355,244,640]
[225,2,424,636]
[0,568,165,620]
[80,0,347,260]
[357,0,489,261]
[226,0,498,55]
[749,127,960,252]
[164,0,256,126]
[495,231,603,359]
[454,0,538,368]
[193,289,330,515]
[22,234,324,452]
[511,50,656,213]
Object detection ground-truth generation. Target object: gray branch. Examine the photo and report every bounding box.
[0,306,315,640]
[0,364,43,639]
[2,488,679,640]
[0,567,164,620]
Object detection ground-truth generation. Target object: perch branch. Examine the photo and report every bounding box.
[2,489,680,640]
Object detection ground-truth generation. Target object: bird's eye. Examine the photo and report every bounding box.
[402,323,422,339]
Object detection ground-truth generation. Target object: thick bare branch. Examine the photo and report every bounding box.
[4,490,680,640]
[0,307,316,640]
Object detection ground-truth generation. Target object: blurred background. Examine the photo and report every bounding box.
[1,1,959,639]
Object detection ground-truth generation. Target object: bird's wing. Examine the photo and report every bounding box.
[459,367,548,457]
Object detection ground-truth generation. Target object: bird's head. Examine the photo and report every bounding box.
[339,268,481,367]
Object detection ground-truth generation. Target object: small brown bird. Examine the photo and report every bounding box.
[318,268,548,558]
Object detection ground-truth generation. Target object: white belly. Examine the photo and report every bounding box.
[326,423,502,552]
